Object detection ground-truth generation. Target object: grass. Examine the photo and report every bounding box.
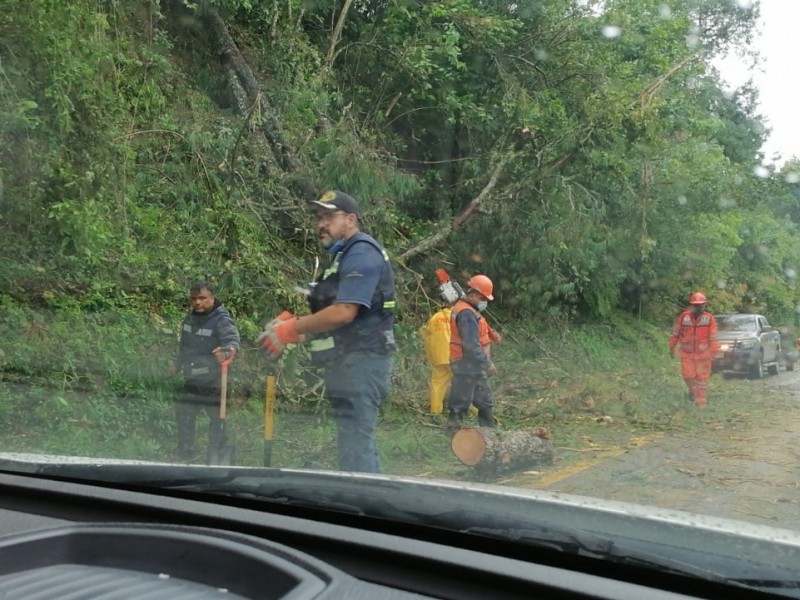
[0,305,791,486]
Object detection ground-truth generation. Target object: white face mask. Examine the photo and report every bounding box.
[477,300,488,312]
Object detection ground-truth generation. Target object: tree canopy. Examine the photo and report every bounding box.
[2,0,799,328]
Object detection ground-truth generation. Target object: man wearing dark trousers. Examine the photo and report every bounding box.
[171,281,240,464]
[259,190,396,473]
[446,274,497,432]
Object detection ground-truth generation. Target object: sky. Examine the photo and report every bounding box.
[714,0,800,165]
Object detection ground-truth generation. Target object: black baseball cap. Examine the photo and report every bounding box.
[309,190,359,216]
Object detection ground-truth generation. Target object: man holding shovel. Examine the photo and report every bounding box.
[170,281,240,464]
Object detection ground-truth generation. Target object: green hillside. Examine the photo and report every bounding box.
[1,0,799,466]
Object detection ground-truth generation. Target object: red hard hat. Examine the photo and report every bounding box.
[689,292,707,305]
[467,274,494,301]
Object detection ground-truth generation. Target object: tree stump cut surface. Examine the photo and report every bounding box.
[452,427,555,472]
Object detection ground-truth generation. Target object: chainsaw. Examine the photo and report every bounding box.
[435,268,465,304]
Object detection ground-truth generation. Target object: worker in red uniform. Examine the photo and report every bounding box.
[669,292,720,409]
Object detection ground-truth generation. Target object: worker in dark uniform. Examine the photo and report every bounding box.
[259,191,396,473]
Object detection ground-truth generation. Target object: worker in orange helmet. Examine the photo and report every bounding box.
[446,274,498,430]
[669,292,720,409]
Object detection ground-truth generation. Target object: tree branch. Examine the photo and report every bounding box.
[632,55,698,113]
[325,0,355,71]
[399,154,510,262]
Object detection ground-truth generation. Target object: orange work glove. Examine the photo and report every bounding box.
[488,327,502,343]
[256,311,294,346]
[261,317,304,358]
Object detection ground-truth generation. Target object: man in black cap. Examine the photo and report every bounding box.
[259,190,396,473]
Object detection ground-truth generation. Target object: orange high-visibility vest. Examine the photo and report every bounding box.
[669,310,720,358]
[450,300,491,362]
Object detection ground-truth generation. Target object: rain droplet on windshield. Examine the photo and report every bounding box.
[753,165,770,179]
[786,172,800,184]
[686,24,700,48]
[718,197,736,209]
[602,25,622,39]
[677,195,688,206]
[786,268,797,280]
[659,4,672,18]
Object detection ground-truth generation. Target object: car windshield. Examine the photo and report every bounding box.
[716,315,758,331]
[4,0,800,593]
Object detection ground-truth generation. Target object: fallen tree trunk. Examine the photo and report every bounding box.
[201,2,301,173]
[223,69,282,178]
[452,427,555,475]
[399,154,509,262]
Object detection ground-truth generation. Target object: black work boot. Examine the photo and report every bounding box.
[446,410,464,435]
[477,408,496,428]
[176,439,194,463]
[177,446,194,463]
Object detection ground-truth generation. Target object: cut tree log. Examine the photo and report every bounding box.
[452,427,555,475]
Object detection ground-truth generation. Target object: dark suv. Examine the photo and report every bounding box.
[713,314,781,379]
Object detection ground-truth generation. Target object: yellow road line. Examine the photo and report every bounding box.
[526,432,664,489]
[535,452,625,488]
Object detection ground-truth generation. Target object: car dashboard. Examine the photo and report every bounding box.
[0,470,790,600]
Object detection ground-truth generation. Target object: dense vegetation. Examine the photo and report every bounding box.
[2,0,799,464]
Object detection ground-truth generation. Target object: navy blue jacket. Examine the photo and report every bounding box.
[176,302,240,386]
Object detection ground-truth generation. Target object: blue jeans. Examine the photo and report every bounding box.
[323,351,393,473]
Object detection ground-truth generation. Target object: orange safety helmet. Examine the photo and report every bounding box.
[467,274,494,301]
[689,292,707,305]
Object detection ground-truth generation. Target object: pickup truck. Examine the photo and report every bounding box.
[712,313,781,379]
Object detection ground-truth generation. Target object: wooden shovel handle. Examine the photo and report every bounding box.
[219,363,229,419]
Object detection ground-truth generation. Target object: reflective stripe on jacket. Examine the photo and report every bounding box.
[306,232,396,365]
[669,310,720,358]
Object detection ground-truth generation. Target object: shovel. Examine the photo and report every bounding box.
[209,354,235,466]
[257,312,293,466]
[263,360,277,466]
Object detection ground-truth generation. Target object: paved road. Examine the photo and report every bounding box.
[538,371,800,528]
